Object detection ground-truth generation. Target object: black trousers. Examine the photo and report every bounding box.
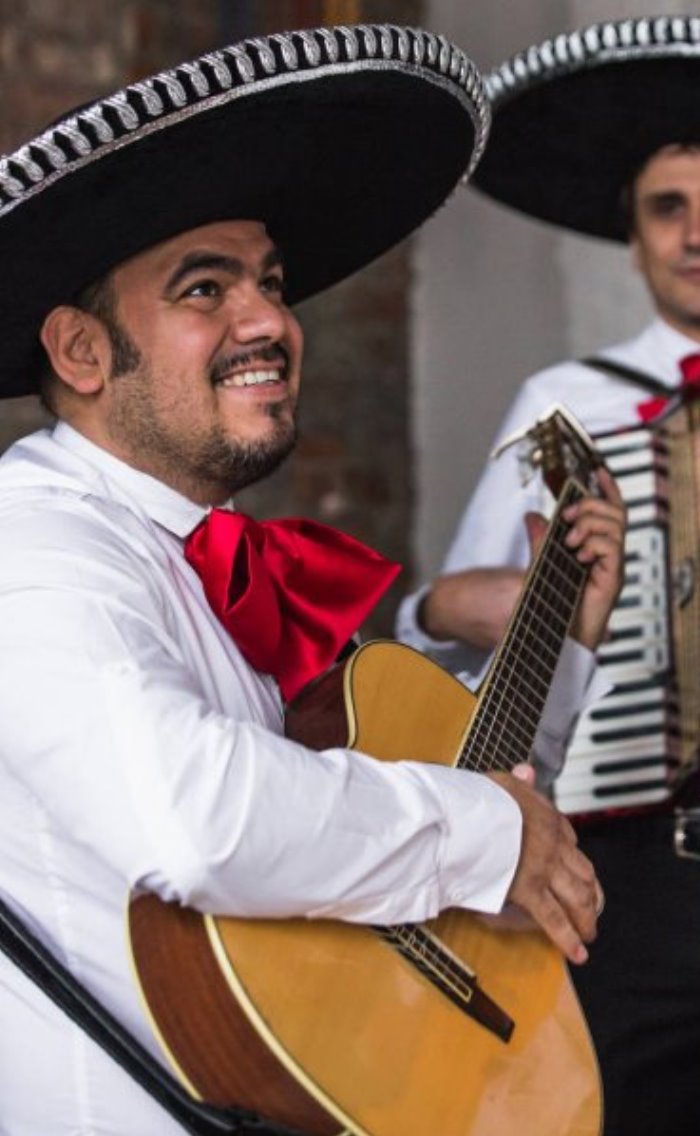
[570,813,700,1136]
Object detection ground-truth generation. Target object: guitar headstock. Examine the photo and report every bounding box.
[492,403,604,499]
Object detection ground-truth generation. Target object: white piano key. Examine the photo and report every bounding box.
[556,783,671,813]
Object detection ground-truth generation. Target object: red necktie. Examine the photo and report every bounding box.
[637,352,700,422]
[184,510,401,701]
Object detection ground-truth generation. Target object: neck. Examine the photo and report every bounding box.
[58,417,230,508]
[656,308,700,346]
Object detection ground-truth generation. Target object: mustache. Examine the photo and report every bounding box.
[210,343,289,385]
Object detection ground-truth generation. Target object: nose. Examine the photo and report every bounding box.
[228,284,286,345]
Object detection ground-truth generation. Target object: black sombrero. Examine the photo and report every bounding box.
[472,14,700,242]
[0,23,489,398]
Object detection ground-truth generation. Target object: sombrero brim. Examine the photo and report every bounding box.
[0,25,488,397]
[472,16,700,242]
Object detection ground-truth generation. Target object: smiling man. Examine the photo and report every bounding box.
[41,222,302,503]
[0,23,623,1136]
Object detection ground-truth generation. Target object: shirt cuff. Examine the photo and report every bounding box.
[395,585,492,680]
[407,763,523,915]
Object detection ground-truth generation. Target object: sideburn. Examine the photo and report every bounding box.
[76,273,142,378]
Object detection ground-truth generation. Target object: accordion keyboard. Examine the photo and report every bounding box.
[554,425,679,816]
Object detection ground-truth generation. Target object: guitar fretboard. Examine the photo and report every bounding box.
[374,473,595,1042]
[459,479,589,776]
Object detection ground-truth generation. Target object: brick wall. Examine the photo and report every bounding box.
[0,0,421,634]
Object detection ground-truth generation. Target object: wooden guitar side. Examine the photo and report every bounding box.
[129,640,602,1136]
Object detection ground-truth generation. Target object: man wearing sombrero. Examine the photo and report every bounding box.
[398,15,700,1136]
[0,24,623,1134]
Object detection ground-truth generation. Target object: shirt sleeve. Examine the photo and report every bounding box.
[0,505,522,927]
[396,378,553,669]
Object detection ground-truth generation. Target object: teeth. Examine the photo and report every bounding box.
[219,369,279,388]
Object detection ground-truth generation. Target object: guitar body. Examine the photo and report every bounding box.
[129,641,602,1136]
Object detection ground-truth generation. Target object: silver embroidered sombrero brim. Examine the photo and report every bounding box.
[0,24,489,398]
[472,15,700,242]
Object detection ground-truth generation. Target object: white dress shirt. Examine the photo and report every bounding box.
[397,317,692,767]
[0,421,533,1135]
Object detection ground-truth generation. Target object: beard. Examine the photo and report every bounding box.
[103,317,298,500]
[180,407,297,493]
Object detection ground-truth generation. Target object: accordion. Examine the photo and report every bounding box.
[553,401,700,818]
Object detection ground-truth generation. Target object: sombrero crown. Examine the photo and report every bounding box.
[472,14,700,241]
[0,23,489,398]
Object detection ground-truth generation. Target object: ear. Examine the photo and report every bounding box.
[40,306,109,395]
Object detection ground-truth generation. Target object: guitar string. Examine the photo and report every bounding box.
[462,531,582,772]
[431,499,588,948]
[384,924,483,1008]
[461,493,587,778]
[381,482,590,999]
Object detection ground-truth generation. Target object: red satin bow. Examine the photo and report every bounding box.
[184,510,401,701]
[637,352,700,422]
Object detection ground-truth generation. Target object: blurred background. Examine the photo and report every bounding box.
[0,0,689,632]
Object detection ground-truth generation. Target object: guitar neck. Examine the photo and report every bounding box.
[458,478,589,775]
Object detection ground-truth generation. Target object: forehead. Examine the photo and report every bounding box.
[635,145,700,193]
[113,219,277,286]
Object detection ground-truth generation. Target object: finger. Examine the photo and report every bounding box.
[511,762,536,786]
[563,505,625,548]
[524,886,591,966]
[594,464,625,506]
[550,849,600,940]
[539,865,600,961]
[595,882,605,917]
[563,497,626,534]
[561,839,597,884]
[564,479,625,515]
[568,531,624,565]
[524,511,548,559]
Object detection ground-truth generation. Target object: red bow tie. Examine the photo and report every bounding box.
[637,352,700,422]
[184,510,401,701]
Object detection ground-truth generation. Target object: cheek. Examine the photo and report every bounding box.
[636,235,675,278]
[148,311,223,365]
[286,317,304,371]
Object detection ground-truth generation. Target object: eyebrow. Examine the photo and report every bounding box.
[164,246,284,294]
[640,188,686,202]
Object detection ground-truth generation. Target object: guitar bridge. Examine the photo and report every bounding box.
[375,923,514,1043]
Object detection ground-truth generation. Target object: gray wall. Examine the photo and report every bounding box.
[413,0,690,579]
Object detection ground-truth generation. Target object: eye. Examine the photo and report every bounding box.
[182,278,222,299]
[647,194,685,218]
[260,272,286,300]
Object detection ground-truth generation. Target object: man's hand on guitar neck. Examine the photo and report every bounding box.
[417,465,625,655]
[562,464,626,651]
[488,764,602,965]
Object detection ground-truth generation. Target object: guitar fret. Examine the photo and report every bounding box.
[467,723,538,772]
[497,636,561,674]
[477,679,549,739]
[459,478,589,774]
[466,708,542,770]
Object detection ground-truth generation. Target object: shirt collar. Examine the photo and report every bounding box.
[52,422,218,538]
[644,317,700,382]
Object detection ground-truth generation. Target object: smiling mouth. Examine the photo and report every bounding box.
[216,368,284,389]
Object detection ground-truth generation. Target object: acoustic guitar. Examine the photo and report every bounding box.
[129,407,605,1136]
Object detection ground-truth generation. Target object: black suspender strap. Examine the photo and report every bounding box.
[580,355,671,398]
[0,895,307,1136]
